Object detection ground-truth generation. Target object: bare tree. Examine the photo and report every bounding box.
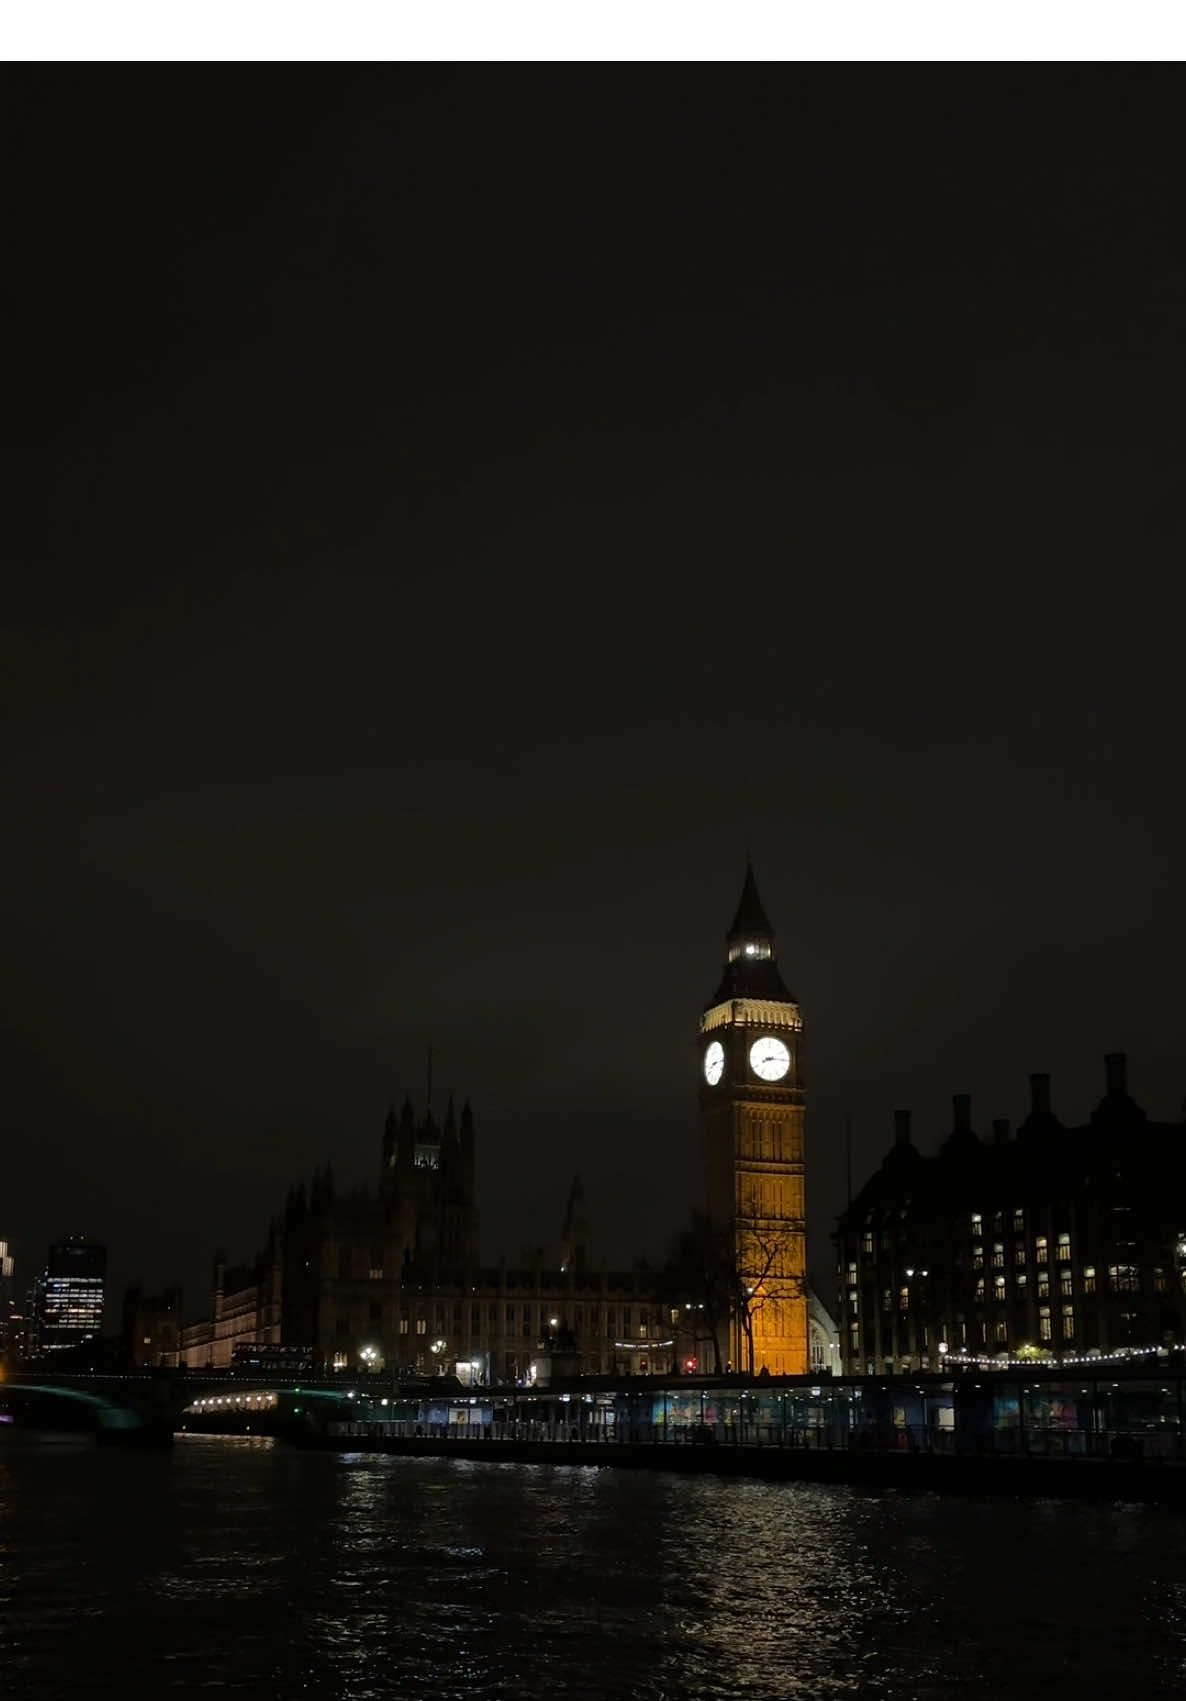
[663,1201,804,1376]
[733,1192,805,1376]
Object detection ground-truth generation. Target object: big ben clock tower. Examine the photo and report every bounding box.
[700,863,807,1376]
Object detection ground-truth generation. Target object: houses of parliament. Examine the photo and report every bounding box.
[175,866,828,1379]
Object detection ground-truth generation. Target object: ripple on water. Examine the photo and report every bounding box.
[4,1441,1186,1698]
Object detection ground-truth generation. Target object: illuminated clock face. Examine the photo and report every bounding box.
[703,1040,724,1086]
[749,1036,790,1081]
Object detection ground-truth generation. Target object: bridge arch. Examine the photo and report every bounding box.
[1,1384,143,1430]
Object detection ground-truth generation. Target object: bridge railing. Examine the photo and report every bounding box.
[320,1417,1185,1462]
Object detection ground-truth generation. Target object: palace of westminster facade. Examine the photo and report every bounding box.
[172,864,1186,1383]
[178,867,827,1379]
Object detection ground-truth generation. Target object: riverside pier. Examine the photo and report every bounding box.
[183,1362,1186,1502]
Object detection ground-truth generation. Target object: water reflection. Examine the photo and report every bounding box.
[3,1439,1186,1698]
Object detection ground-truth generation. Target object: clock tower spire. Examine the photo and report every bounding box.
[700,862,807,1375]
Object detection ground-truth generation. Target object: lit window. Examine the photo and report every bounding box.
[1083,1265,1096,1294]
[1154,1268,1168,1293]
[849,1295,859,1314]
[415,1318,427,1335]
[369,1268,383,1280]
[1012,1208,1024,1231]
[1061,1304,1074,1339]
[1016,1272,1027,1291]
[1108,1263,1139,1293]
[670,1308,680,1325]
[972,1244,984,1269]
[971,1213,982,1231]
[1014,1246,1027,1267]
[992,1243,1005,1268]
[1057,1234,1071,1263]
[994,1321,1008,1343]
[1035,1236,1048,1264]
[994,1275,1006,1298]
[1037,1271,1050,1298]
[1039,1306,1052,1341]
[899,1286,910,1311]
[398,1318,408,1334]
[975,1277,985,1300]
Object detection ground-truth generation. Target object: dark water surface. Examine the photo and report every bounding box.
[3,1435,1185,1699]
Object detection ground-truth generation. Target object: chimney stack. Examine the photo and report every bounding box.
[1105,1052,1128,1098]
[1029,1072,1051,1117]
[893,1108,911,1148]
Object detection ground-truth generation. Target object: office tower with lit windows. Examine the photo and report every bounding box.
[37,1236,107,1352]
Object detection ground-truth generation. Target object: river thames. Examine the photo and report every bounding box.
[4,1435,1186,1699]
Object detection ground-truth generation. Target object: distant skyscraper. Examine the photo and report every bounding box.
[37,1237,107,1352]
[0,1240,18,1359]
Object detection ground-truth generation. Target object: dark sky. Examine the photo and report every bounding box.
[5,73,1184,1318]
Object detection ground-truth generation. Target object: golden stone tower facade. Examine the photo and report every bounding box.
[699,864,808,1375]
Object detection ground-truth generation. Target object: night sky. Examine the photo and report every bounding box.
[5,74,1184,1318]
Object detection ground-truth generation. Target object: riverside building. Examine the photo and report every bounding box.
[834,1055,1186,1373]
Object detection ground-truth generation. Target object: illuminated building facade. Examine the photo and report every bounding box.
[179,1240,283,1369]
[699,865,808,1375]
[279,1119,675,1381]
[36,1236,106,1352]
[181,1108,678,1381]
[835,1055,1186,1373]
